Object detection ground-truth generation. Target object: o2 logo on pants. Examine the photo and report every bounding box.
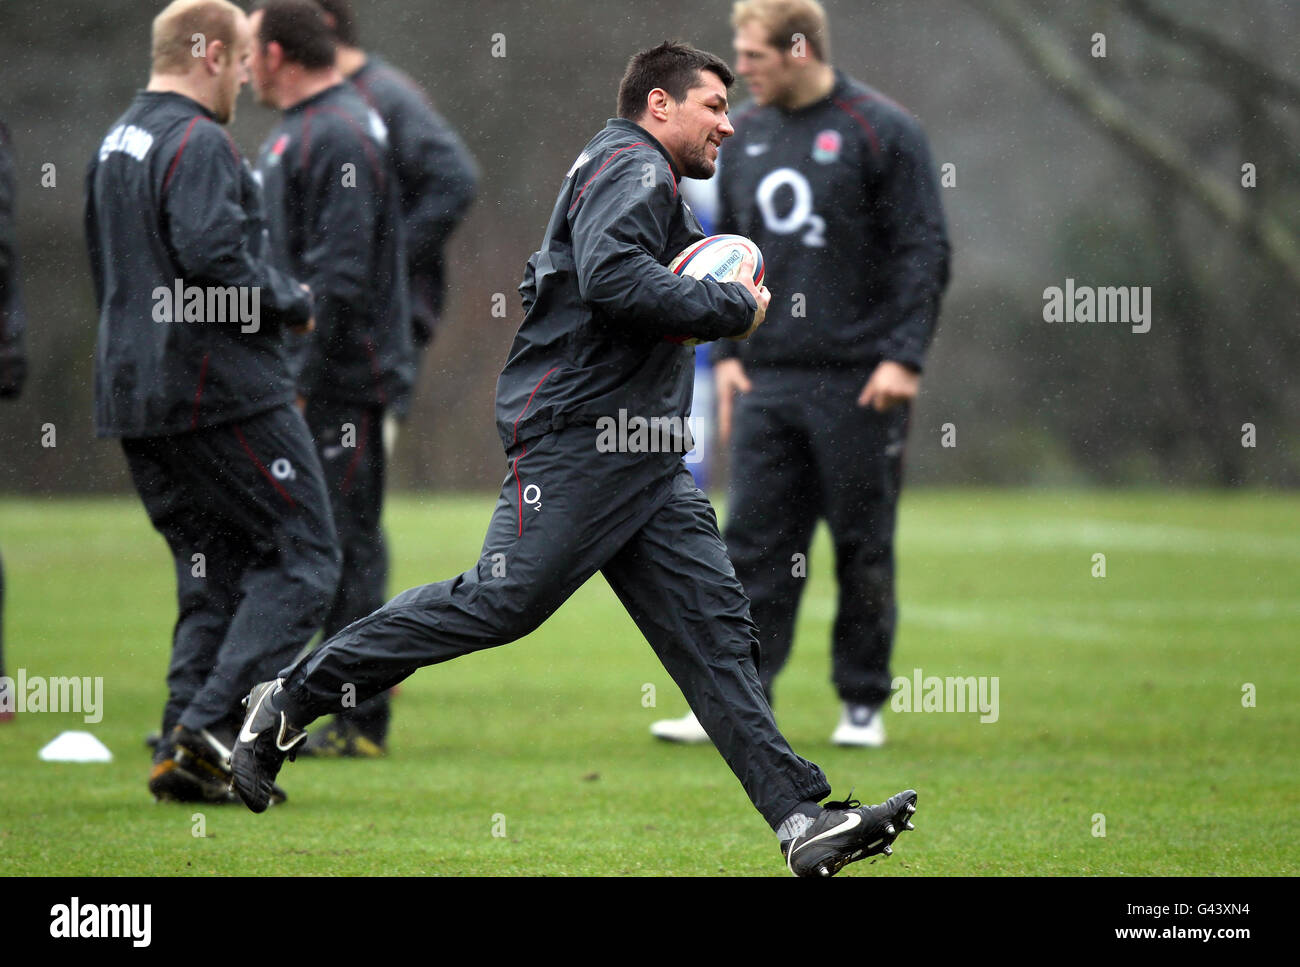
[523,483,542,511]
[756,167,826,247]
[271,458,295,481]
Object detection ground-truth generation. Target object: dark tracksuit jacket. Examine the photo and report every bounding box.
[281,118,831,826]
[86,93,311,437]
[711,70,951,707]
[497,119,756,452]
[349,54,478,354]
[256,82,413,410]
[711,69,949,373]
[85,91,339,732]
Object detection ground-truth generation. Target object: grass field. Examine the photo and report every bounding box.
[1,490,1297,876]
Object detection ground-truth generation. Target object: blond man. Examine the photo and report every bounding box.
[85,0,340,802]
[653,0,950,746]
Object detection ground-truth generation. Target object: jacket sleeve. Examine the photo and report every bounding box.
[570,150,754,342]
[162,122,311,336]
[870,113,950,372]
[295,123,388,397]
[518,251,538,316]
[0,126,27,399]
[394,103,478,267]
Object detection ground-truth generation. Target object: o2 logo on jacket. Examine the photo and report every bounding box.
[522,483,542,511]
[755,168,826,247]
[271,458,295,481]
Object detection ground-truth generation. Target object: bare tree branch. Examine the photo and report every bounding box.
[1121,0,1300,106]
[966,0,1300,293]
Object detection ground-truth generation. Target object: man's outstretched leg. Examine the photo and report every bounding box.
[231,428,673,810]
[602,468,918,875]
[650,389,819,744]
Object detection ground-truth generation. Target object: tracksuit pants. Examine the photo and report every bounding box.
[279,424,830,826]
[303,399,392,739]
[724,367,908,709]
[123,404,342,735]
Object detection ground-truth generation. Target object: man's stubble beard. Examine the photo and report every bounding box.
[680,139,717,180]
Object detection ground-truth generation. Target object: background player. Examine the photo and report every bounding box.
[232,41,918,877]
[651,0,951,746]
[249,0,414,742]
[299,0,479,757]
[84,0,341,800]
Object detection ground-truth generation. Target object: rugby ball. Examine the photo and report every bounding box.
[669,234,765,287]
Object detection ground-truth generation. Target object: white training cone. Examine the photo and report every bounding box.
[39,731,113,762]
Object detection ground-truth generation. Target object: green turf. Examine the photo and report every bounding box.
[1,490,1296,876]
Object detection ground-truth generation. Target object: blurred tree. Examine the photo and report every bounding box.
[968,0,1300,485]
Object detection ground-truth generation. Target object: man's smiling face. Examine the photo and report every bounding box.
[666,69,734,179]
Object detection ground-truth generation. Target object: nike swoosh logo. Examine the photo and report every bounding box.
[787,812,864,874]
[792,813,862,854]
[745,144,769,156]
[239,687,274,744]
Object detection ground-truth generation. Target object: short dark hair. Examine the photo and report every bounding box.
[314,0,358,47]
[617,42,734,121]
[254,0,335,69]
